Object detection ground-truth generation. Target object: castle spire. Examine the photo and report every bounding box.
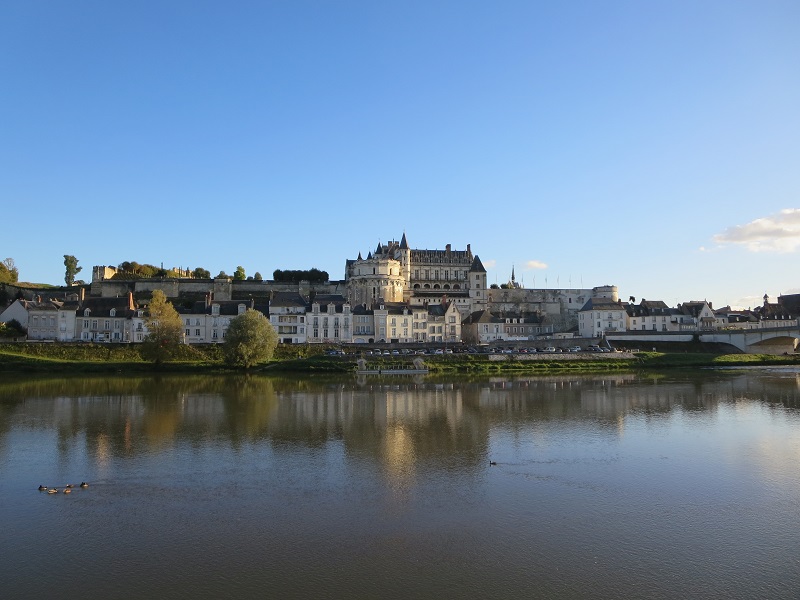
[399,232,408,250]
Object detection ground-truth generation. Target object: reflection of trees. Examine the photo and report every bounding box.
[1,371,799,465]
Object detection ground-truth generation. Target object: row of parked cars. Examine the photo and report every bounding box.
[327,345,616,356]
[480,345,613,354]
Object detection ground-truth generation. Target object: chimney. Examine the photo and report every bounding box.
[128,291,135,311]
[79,287,85,303]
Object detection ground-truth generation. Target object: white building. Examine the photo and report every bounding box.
[269,292,308,344]
[578,297,629,338]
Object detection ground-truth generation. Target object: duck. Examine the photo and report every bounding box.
[79,482,89,488]
[63,488,71,494]
[47,488,59,494]
[489,460,497,466]
[38,485,48,491]
[65,484,74,488]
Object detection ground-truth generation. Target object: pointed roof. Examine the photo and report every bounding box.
[470,255,486,273]
[367,251,372,260]
[376,241,382,254]
[399,232,408,249]
[357,251,362,260]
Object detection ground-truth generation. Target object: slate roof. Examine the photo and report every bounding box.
[579,298,627,312]
[469,256,486,273]
[269,292,308,308]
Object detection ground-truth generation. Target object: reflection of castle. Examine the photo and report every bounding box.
[345,233,488,316]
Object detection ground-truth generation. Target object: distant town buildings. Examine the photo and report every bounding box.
[1,235,798,347]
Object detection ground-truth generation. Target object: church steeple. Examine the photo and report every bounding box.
[399,232,408,250]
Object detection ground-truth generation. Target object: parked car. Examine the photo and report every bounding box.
[543,347,556,353]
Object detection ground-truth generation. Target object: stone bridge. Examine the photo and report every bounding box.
[606,324,800,354]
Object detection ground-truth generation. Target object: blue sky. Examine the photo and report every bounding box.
[2,1,799,309]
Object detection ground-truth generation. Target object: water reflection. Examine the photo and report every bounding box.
[3,369,800,599]
[2,370,800,467]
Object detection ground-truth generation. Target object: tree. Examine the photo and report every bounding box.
[233,266,246,281]
[490,283,500,289]
[64,255,82,286]
[193,267,211,279]
[253,272,263,281]
[0,258,19,283]
[223,309,278,368]
[272,268,329,283]
[142,290,184,364]
[216,271,229,279]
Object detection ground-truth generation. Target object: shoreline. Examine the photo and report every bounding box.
[2,343,798,374]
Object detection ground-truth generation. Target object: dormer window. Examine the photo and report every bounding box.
[212,305,220,316]
[110,309,116,317]
[84,309,91,316]
[237,304,246,315]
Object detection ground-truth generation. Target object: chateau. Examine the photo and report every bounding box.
[6,232,791,349]
[345,233,487,315]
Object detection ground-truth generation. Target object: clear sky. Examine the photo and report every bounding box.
[2,1,799,310]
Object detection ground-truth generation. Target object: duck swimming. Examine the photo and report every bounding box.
[79,482,89,488]
[47,488,58,494]
[38,485,48,491]
[63,488,71,494]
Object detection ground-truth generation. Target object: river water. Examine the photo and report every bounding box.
[2,368,800,599]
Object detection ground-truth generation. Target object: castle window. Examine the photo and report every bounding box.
[110,309,116,317]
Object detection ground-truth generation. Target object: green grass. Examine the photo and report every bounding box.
[1,343,797,374]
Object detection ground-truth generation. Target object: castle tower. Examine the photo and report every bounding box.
[468,255,488,308]
[346,241,405,306]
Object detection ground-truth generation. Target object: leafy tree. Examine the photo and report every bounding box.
[490,283,500,289]
[253,272,263,281]
[0,258,19,283]
[142,290,184,365]
[216,271,229,279]
[233,266,246,281]
[272,268,329,283]
[193,267,211,279]
[0,318,26,338]
[223,309,278,368]
[64,255,82,286]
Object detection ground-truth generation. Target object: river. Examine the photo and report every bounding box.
[2,368,800,599]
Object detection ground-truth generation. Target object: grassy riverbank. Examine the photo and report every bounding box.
[1,342,798,374]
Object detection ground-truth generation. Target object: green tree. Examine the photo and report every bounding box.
[223,309,278,368]
[253,271,263,281]
[216,271,229,279]
[192,267,211,279]
[64,255,82,286]
[233,266,246,281]
[0,258,19,283]
[142,290,184,365]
